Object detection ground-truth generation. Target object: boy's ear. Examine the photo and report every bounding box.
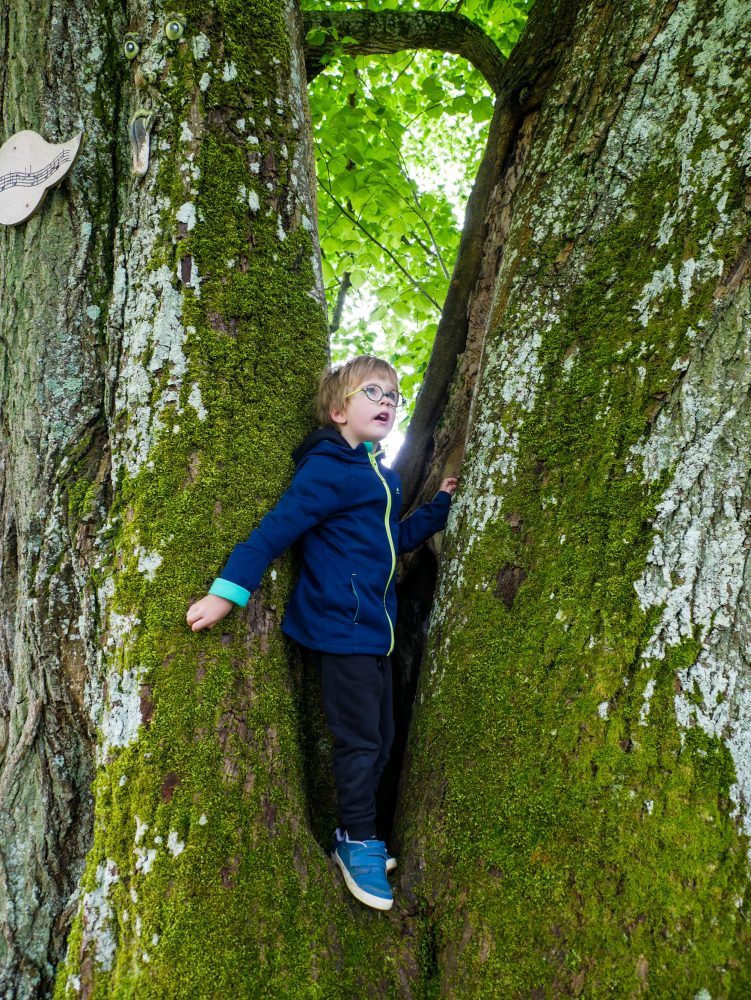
[330,406,347,426]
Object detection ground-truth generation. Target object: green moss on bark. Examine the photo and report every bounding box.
[55,2,412,997]
[403,1,751,996]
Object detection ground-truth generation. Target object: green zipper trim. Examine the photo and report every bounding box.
[368,451,396,654]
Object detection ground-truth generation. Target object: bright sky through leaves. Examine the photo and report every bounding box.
[305,0,534,424]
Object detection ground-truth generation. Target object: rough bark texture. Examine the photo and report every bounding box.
[4,0,751,996]
[398,0,751,994]
[2,0,411,997]
[303,10,507,94]
[46,0,422,994]
[0,3,120,995]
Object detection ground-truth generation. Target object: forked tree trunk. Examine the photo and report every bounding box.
[3,0,751,997]
[398,0,751,994]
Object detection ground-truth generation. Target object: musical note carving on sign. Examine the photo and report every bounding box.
[0,131,83,226]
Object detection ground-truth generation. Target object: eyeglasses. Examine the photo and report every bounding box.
[345,384,402,408]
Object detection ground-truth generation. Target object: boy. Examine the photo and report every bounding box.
[187,356,457,911]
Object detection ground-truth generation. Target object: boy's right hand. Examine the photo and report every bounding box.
[186,594,234,632]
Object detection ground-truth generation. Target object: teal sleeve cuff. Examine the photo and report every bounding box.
[209,578,251,608]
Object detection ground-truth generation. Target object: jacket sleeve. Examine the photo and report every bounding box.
[209,456,344,607]
[398,490,452,554]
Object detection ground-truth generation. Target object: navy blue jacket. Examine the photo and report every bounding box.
[209,428,451,655]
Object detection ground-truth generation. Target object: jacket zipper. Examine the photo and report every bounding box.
[368,450,396,654]
[351,574,360,623]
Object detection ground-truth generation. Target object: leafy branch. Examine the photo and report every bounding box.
[317,171,442,312]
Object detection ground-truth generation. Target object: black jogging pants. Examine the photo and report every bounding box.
[306,650,394,841]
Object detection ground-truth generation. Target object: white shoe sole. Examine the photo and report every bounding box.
[386,857,397,874]
[333,851,393,911]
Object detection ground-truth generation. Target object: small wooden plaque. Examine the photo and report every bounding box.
[0,130,83,226]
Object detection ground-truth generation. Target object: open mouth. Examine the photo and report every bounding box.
[374,412,390,423]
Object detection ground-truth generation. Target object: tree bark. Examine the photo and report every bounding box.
[4,0,751,996]
[2,0,413,997]
[303,10,507,95]
[397,0,751,994]
[0,2,120,995]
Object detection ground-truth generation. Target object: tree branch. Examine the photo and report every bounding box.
[330,271,352,332]
[318,176,442,312]
[303,10,507,94]
[386,138,451,278]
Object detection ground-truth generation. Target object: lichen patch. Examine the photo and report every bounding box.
[81,860,119,972]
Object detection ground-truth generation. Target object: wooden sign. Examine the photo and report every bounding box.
[0,130,82,226]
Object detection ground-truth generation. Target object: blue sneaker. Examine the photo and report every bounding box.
[333,828,397,874]
[332,832,393,910]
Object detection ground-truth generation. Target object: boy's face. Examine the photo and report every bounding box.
[330,379,399,449]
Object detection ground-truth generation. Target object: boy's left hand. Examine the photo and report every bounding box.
[439,477,458,495]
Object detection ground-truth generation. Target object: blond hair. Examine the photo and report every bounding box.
[315,355,399,428]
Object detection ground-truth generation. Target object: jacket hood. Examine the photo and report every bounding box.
[292,427,382,467]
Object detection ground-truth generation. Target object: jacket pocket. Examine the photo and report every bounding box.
[350,574,360,624]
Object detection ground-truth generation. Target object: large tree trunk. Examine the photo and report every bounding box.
[398,0,751,994]
[1,1,414,997]
[3,0,751,996]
